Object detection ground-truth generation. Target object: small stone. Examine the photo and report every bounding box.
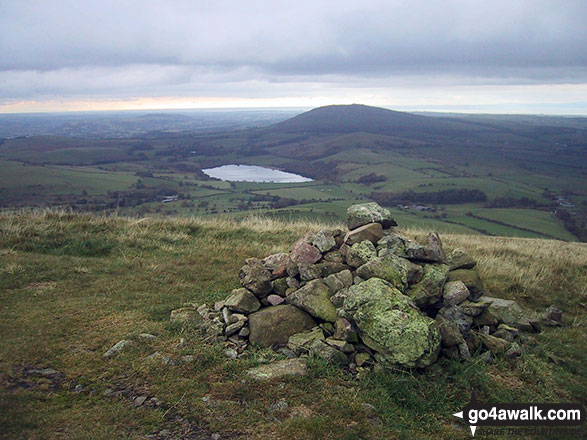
[479,351,493,364]
[443,281,470,306]
[545,305,563,324]
[326,337,355,353]
[312,230,336,253]
[103,340,134,358]
[355,352,372,367]
[478,333,510,353]
[239,259,273,297]
[334,317,359,343]
[447,269,484,299]
[344,223,384,246]
[346,240,377,268]
[269,398,289,412]
[138,333,157,340]
[197,304,209,317]
[222,307,232,325]
[238,327,250,337]
[170,308,200,325]
[262,253,289,272]
[323,250,345,263]
[506,342,522,358]
[436,315,465,347]
[273,277,289,296]
[213,301,225,311]
[298,263,323,281]
[323,269,353,294]
[308,339,348,365]
[347,202,396,230]
[290,239,322,265]
[287,327,325,355]
[225,348,238,359]
[320,322,335,335]
[211,434,221,440]
[225,320,245,336]
[246,358,308,380]
[224,288,262,314]
[287,280,337,322]
[133,395,148,407]
[277,347,298,358]
[286,277,300,289]
[447,248,476,270]
[267,294,285,306]
[458,342,472,360]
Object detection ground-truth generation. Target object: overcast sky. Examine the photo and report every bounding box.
[1,0,586,114]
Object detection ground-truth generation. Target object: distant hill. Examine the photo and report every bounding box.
[269,104,487,136]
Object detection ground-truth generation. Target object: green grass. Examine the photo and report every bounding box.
[0,212,585,439]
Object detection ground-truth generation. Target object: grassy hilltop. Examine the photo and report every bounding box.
[0,212,586,439]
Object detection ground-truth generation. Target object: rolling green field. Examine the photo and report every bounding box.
[1,106,585,241]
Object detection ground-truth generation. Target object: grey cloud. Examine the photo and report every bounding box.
[0,0,586,103]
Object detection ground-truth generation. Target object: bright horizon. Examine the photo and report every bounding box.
[1,1,586,116]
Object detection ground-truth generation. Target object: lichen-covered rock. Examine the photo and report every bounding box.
[346,240,377,268]
[323,269,353,294]
[407,264,449,308]
[342,278,441,368]
[443,280,470,306]
[290,239,322,265]
[474,297,532,330]
[376,232,407,258]
[355,254,410,291]
[323,249,345,263]
[344,223,384,246]
[446,269,484,299]
[248,305,316,348]
[298,263,324,281]
[447,248,476,270]
[347,202,397,230]
[312,230,336,253]
[287,327,325,355]
[224,288,261,314]
[239,258,273,297]
[330,288,349,308]
[287,280,337,322]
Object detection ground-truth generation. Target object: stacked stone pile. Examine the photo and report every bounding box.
[174,202,544,371]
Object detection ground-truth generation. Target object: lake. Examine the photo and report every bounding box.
[202,164,313,183]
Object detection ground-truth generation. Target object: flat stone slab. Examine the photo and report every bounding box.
[246,358,307,380]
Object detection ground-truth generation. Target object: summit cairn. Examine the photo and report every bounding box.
[175,202,540,375]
